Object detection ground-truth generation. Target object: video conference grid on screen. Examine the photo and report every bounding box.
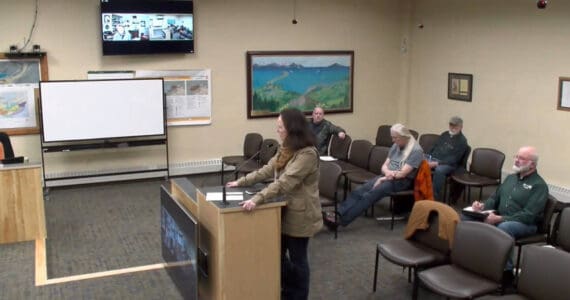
[102,13,193,41]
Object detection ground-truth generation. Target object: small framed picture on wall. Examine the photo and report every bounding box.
[557,77,570,111]
[448,73,473,102]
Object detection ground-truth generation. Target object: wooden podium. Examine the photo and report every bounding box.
[170,178,285,300]
[0,163,46,244]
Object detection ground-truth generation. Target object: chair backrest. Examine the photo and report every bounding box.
[347,139,374,169]
[418,133,440,154]
[517,245,570,300]
[243,133,263,159]
[368,146,389,175]
[409,129,419,140]
[319,162,343,200]
[412,213,451,254]
[557,207,570,252]
[451,221,514,283]
[328,134,352,160]
[259,138,279,165]
[459,145,471,169]
[469,148,505,180]
[536,194,558,236]
[0,132,15,159]
[375,125,392,147]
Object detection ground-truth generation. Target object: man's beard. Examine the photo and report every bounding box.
[449,130,459,136]
[512,163,531,174]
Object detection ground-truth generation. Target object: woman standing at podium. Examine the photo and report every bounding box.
[227,108,322,300]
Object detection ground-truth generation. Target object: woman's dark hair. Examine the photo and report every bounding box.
[280,108,315,151]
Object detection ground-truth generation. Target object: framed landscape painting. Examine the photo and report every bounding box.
[246,51,354,118]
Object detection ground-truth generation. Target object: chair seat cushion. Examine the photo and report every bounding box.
[477,295,529,300]
[419,265,500,299]
[345,170,376,184]
[334,160,364,174]
[222,155,245,166]
[452,173,499,187]
[378,239,447,268]
[236,160,260,173]
[320,196,335,207]
[515,234,546,246]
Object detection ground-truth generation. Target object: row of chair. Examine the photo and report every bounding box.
[373,204,570,299]
[330,126,507,203]
[220,133,278,185]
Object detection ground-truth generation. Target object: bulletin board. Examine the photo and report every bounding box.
[0,53,48,135]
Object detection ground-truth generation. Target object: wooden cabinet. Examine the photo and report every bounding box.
[0,164,46,244]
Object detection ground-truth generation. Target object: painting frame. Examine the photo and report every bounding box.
[448,72,473,102]
[557,77,570,111]
[246,50,354,119]
[0,53,48,135]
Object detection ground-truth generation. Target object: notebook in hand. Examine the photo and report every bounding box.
[462,206,495,221]
[1,156,24,164]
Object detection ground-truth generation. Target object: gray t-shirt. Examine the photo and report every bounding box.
[387,141,424,179]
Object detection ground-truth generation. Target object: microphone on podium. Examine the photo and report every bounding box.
[222,143,276,206]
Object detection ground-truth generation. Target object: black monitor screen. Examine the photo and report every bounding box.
[101,0,194,55]
[160,187,198,300]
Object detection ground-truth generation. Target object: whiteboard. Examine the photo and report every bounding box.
[40,79,165,142]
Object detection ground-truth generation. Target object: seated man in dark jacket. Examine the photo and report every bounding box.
[427,116,468,201]
[308,106,346,156]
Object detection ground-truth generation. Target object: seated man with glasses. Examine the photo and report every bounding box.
[467,146,548,275]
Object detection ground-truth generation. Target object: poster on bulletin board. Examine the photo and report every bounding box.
[136,69,212,126]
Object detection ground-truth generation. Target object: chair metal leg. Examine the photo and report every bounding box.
[412,267,419,300]
[390,196,395,230]
[220,163,225,185]
[442,178,449,204]
[334,202,338,239]
[478,186,483,201]
[515,245,522,277]
[373,247,380,292]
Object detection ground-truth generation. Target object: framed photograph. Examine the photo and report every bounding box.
[246,51,354,118]
[0,53,48,135]
[448,73,473,102]
[557,77,570,111]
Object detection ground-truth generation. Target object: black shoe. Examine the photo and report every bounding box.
[322,211,338,231]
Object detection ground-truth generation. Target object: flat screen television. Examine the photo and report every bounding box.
[160,186,198,300]
[101,0,194,55]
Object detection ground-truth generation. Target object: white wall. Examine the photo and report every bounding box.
[406,0,570,188]
[2,0,405,170]
[5,0,570,189]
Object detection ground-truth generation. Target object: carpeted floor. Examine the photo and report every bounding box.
[0,173,491,299]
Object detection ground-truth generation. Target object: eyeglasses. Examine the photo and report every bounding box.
[513,155,532,162]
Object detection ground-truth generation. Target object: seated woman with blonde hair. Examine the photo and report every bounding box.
[324,123,424,229]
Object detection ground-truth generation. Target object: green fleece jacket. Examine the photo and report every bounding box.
[484,172,548,225]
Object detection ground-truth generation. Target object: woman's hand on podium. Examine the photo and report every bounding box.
[240,199,257,211]
[226,181,238,188]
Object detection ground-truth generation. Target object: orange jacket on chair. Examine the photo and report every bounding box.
[414,159,433,201]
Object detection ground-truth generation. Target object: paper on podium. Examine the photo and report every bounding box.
[206,192,244,201]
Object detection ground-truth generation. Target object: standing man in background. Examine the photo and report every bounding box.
[428,116,469,201]
[309,106,347,156]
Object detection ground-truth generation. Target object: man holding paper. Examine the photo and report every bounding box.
[469,146,548,274]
